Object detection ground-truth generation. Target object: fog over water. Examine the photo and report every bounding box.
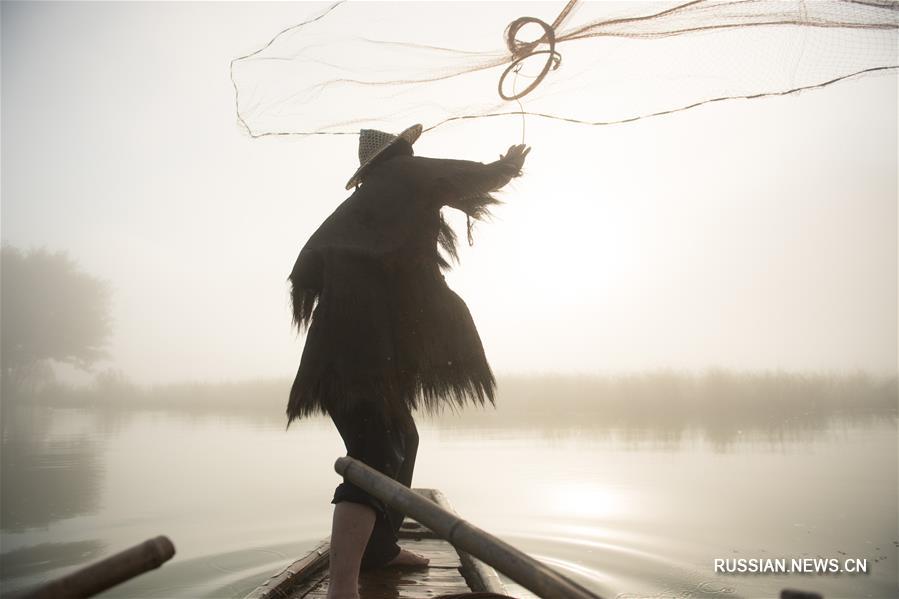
[1,2,897,599]
[2,1,896,385]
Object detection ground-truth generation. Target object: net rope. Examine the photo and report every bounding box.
[230,0,898,137]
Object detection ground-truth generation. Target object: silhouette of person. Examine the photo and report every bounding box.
[286,123,529,599]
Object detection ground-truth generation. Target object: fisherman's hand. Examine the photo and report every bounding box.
[498,144,531,177]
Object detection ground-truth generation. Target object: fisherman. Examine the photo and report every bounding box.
[287,124,529,599]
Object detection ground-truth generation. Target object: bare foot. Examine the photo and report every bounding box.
[385,548,430,567]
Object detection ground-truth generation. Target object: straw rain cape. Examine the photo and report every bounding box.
[286,154,521,427]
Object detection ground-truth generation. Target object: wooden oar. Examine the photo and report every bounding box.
[334,456,604,599]
[17,535,175,599]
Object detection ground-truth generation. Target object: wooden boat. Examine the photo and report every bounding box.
[243,489,510,599]
[243,458,604,599]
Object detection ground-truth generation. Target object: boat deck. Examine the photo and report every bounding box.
[245,489,507,599]
[289,533,472,598]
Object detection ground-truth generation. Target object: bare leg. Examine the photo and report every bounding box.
[385,547,429,566]
[326,501,376,599]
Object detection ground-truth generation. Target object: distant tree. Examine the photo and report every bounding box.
[1,245,112,395]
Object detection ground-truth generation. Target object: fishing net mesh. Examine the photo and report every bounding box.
[231,0,898,136]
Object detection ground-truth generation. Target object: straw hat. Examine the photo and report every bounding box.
[345,124,422,190]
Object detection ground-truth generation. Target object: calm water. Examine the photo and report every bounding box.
[1,403,897,599]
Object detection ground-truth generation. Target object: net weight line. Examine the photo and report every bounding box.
[423,64,899,133]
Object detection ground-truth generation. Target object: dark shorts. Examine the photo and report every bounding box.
[327,402,419,570]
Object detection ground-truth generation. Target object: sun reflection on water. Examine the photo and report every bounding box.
[542,480,628,520]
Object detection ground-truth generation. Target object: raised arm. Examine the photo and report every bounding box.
[392,144,531,216]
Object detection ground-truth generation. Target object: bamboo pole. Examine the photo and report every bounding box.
[427,489,509,595]
[334,457,604,599]
[18,536,175,599]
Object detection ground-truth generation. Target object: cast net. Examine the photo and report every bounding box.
[230,0,898,136]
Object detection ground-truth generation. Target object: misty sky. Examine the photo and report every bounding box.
[2,1,896,385]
